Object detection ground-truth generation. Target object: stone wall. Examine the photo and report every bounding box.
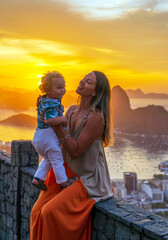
[92,199,168,240]
[1,141,168,240]
[0,141,40,240]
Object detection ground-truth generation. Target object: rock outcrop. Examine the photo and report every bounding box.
[111,86,168,135]
[0,114,36,128]
[126,88,168,99]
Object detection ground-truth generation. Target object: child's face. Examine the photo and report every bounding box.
[47,77,66,99]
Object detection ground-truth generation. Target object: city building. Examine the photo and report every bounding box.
[5,142,11,147]
[112,181,127,200]
[141,181,164,203]
[141,201,152,210]
[137,180,142,191]
[160,180,168,202]
[161,180,168,191]
[124,172,137,194]
[125,195,138,206]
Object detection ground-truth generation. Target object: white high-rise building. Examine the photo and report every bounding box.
[141,181,164,203]
[161,180,168,191]
[112,181,127,200]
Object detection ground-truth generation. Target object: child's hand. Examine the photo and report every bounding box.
[39,110,45,122]
[36,95,42,108]
[36,94,46,108]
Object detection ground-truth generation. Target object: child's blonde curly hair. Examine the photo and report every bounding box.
[39,71,64,94]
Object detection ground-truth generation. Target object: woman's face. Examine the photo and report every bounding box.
[76,72,97,97]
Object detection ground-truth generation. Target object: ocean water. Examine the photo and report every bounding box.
[0,107,36,143]
[0,98,168,180]
[105,136,168,180]
[0,125,35,142]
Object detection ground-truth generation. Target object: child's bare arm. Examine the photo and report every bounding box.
[45,116,67,126]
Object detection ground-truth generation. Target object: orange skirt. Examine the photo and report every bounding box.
[30,163,96,240]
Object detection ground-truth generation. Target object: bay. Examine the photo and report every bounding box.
[105,135,168,180]
[0,98,168,180]
[0,125,35,142]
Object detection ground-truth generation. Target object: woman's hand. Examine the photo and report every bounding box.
[61,116,68,126]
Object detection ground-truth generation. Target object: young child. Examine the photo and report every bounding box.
[32,71,71,191]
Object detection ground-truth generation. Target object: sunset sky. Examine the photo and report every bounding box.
[0,0,168,93]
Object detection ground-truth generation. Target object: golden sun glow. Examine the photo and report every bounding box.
[0,0,168,93]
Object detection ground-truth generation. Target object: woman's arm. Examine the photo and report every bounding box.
[54,112,104,159]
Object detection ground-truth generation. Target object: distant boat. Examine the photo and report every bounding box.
[158,161,168,172]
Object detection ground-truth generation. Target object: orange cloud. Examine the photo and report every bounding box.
[0,0,168,93]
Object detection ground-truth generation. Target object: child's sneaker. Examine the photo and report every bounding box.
[61,179,72,189]
[61,176,79,189]
[31,177,47,191]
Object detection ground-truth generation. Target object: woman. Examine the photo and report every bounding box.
[30,71,114,240]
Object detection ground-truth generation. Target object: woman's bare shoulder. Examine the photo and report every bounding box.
[87,110,104,125]
[82,111,104,138]
[65,105,78,117]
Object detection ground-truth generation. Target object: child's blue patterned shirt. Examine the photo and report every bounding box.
[37,97,64,129]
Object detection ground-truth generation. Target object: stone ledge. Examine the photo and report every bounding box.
[21,167,37,177]
[92,198,168,240]
[0,151,11,164]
